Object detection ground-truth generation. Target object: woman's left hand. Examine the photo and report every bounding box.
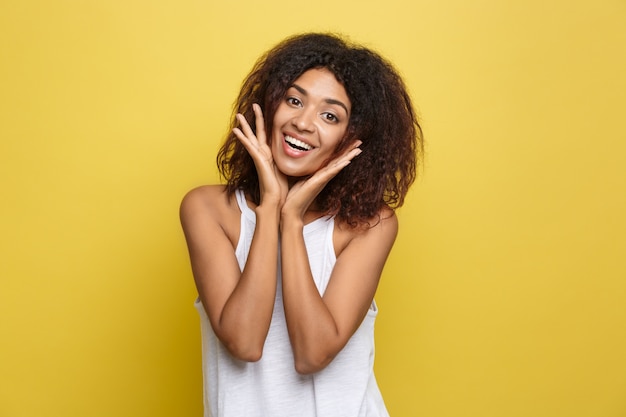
[281,140,362,225]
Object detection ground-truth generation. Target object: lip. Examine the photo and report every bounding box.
[280,132,315,158]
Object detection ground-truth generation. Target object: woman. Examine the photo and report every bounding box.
[181,32,422,417]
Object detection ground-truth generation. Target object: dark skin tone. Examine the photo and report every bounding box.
[180,68,398,373]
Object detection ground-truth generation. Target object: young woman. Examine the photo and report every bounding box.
[181,33,422,417]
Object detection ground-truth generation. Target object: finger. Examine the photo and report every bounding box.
[252,103,267,145]
[293,151,359,202]
[332,146,363,169]
[235,113,257,141]
[232,125,256,152]
[233,113,275,178]
[284,143,363,213]
[351,139,363,149]
[314,147,362,183]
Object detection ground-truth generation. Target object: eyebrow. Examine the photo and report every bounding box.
[291,83,350,116]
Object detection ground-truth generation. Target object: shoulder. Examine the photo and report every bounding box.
[180,185,241,246]
[180,184,229,217]
[333,206,398,257]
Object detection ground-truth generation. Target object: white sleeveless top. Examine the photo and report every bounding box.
[194,189,389,417]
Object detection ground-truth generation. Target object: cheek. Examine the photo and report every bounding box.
[271,104,288,126]
[268,119,282,143]
[328,127,348,150]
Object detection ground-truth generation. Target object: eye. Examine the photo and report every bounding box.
[322,112,339,123]
[286,97,302,107]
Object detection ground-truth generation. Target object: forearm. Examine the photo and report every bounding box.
[280,219,342,373]
[216,205,280,361]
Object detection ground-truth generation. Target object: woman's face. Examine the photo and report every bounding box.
[271,67,351,178]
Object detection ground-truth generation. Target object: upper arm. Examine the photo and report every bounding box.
[324,210,399,343]
[179,186,242,330]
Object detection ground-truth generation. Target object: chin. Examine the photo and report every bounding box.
[279,168,312,179]
[274,159,314,178]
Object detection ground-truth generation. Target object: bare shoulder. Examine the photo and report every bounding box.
[180,185,228,218]
[180,185,241,248]
[333,206,398,258]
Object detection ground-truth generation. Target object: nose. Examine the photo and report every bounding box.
[292,109,316,132]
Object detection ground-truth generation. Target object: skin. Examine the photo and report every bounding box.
[180,68,399,374]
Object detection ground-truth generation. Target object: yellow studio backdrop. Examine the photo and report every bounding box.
[1,1,625,416]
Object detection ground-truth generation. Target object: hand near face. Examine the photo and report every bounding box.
[281,140,362,224]
[232,104,288,207]
[233,102,362,223]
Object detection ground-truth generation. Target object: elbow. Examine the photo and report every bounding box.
[236,349,263,363]
[294,353,333,375]
[292,335,344,374]
[223,340,264,363]
[212,319,271,362]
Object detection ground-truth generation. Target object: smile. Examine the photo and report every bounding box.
[284,135,313,151]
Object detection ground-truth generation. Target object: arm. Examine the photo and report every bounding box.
[276,142,394,374]
[280,208,398,374]
[180,186,281,361]
[181,105,285,361]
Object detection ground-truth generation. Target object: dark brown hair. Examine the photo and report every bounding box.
[217,32,423,227]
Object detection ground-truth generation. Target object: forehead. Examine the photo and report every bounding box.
[290,68,351,111]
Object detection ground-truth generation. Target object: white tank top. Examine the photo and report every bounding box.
[194,189,389,417]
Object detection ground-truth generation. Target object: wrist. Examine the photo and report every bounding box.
[280,211,304,233]
[255,203,281,223]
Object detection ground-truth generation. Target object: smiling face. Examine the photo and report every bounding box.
[271,67,351,178]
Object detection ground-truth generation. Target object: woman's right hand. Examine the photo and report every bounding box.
[232,103,287,208]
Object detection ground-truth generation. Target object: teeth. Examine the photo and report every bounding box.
[284,135,313,151]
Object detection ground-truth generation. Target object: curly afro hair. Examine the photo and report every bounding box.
[217,32,423,228]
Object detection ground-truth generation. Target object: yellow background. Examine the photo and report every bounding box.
[1,1,625,416]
